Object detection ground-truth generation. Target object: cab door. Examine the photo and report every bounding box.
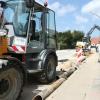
[46,10,57,49]
[27,11,44,53]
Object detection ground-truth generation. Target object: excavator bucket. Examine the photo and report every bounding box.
[0,36,8,56]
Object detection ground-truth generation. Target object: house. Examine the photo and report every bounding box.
[91,37,100,45]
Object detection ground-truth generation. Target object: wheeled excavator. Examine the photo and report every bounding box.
[0,0,58,100]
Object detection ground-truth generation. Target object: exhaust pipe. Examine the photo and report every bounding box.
[32,67,77,100]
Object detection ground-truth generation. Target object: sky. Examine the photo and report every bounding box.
[37,0,100,37]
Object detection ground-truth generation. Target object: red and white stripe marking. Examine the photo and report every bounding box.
[9,45,25,53]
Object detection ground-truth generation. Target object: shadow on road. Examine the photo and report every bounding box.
[19,75,42,100]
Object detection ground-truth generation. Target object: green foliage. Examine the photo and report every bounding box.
[57,30,84,49]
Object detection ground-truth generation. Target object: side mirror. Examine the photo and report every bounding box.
[25,0,34,8]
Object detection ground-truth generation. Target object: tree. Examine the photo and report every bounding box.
[57,30,84,49]
[71,30,84,48]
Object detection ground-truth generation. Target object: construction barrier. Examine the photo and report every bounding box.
[76,47,85,65]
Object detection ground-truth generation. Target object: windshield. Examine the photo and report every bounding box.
[0,0,30,37]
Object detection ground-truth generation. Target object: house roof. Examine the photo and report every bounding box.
[91,37,100,44]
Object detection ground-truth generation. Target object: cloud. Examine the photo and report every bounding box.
[34,1,76,17]
[75,15,88,24]
[36,0,43,4]
[82,0,100,15]
[48,2,76,16]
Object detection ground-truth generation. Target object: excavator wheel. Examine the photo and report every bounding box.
[0,62,23,100]
[39,55,56,83]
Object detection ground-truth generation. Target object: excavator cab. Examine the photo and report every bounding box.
[0,0,57,54]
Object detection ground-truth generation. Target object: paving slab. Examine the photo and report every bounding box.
[46,53,100,100]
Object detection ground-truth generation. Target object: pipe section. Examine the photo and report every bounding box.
[32,67,77,100]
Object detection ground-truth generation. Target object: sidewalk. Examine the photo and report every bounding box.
[46,53,100,100]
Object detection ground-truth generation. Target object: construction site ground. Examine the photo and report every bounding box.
[46,53,100,100]
[19,50,75,100]
[19,50,100,100]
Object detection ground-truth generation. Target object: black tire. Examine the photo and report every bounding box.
[39,55,56,83]
[0,63,23,100]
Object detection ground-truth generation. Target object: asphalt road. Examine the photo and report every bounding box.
[19,49,75,100]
